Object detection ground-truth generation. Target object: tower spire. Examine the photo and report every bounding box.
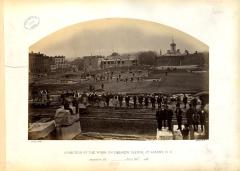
[170,36,176,54]
[172,35,174,43]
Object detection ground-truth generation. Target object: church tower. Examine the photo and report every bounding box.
[170,38,176,54]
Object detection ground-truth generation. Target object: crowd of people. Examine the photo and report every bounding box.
[31,89,208,138]
[59,91,197,110]
[31,89,49,103]
[60,91,208,132]
[156,102,207,135]
[86,70,147,83]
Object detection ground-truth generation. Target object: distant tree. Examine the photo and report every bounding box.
[111,52,119,56]
[71,58,84,71]
[138,51,157,66]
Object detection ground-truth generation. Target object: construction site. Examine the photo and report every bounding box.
[28,65,209,140]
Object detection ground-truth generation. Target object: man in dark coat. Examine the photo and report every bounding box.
[72,97,79,114]
[118,94,123,108]
[106,94,110,107]
[186,104,194,129]
[198,105,206,132]
[138,95,143,108]
[181,124,190,140]
[191,97,198,110]
[183,94,188,109]
[157,95,162,109]
[166,105,173,131]
[125,95,130,108]
[175,105,183,130]
[60,92,65,105]
[101,93,106,107]
[162,105,167,128]
[156,107,163,130]
[163,96,168,106]
[151,95,156,109]
[144,95,149,108]
[192,112,200,132]
[133,96,137,108]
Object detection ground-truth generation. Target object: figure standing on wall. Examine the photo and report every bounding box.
[166,105,173,131]
[198,105,206,132]
[175,104,183,130]
[183,94,188,109]
[156,107,163,131]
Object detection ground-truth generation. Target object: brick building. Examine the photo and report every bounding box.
[29,52,70,74]
[155,40,209,66]
[29,52,51,73]
[50,56,70,72]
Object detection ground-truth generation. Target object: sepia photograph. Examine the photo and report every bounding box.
[3,0,240,170]
[28,18,209,140]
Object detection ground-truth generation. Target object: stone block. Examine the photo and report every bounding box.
[29,120,56,139]
[156,128,173,140]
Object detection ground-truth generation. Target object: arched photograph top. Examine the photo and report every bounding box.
[28,18,209,140]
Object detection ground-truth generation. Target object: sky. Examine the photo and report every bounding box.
[29,18,208,59]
